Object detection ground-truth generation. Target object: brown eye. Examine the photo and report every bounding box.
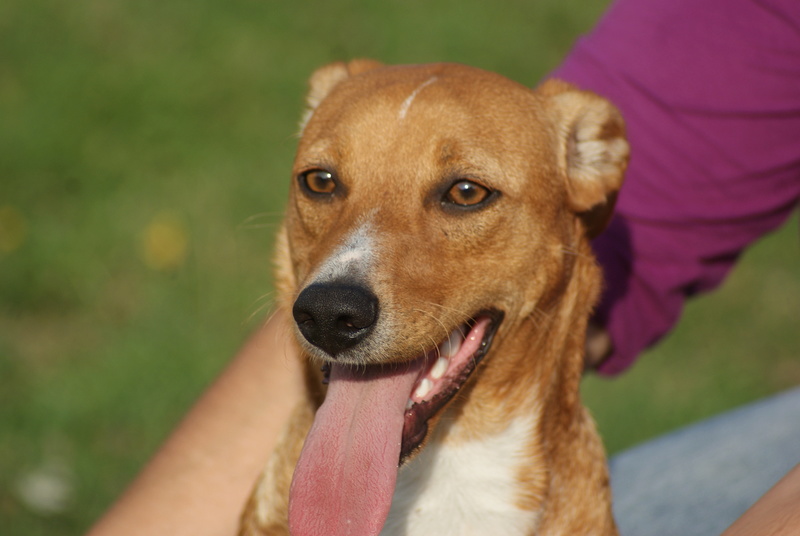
[300,169,337,195]
[444,180,491,207]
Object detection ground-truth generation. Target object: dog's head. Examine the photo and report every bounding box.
[279,61,628,536]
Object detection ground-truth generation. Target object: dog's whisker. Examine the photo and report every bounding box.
[237,212,284,231]
[262,308,298,364]
[250,210,285,218]
[248,291,277,313]
[560,246,593,261]
[418,300,473,321]
[239,222,281,231]
[424,335,439,358]
[244,301,277,327]
[252,290,277,304]
[411,308,452,345]
[244,291,278,326]
[411,300,478,341]
[417,340,433,362]
[525,306,556,332]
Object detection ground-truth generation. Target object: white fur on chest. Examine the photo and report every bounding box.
[381,414,541,536]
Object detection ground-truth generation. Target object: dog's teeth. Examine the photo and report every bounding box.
[430,356,449,379]
[406,399,414,410]
[439,329,463,359]
[414,378,433,399]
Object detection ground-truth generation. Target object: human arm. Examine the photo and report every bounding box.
[721,464,800,536]
[85,310,304,536]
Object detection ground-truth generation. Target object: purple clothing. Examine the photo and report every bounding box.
[552,0,800,374]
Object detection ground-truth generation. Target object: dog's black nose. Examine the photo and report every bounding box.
[292,283,379,357]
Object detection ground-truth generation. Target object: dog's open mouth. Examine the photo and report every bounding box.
[400,311,502,461]
[288,311,502,536]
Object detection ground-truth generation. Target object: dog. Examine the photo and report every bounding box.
[240,60,628,536]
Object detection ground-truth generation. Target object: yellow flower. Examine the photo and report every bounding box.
[140,212,189,272]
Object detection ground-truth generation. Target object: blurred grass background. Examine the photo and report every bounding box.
[0,0,797,534]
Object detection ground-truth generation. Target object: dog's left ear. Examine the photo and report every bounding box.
[539,79,629,238]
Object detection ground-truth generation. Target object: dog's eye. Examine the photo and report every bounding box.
[299,170,337,196]
[444,180,491,207]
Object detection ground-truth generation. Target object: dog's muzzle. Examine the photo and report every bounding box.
[292,282,379,357]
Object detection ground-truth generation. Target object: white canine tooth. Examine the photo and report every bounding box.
[438,339,452,359]
[439,329,463,359]
[414,378,433,399]
[406,398,414,410]
[430,356,449,379]
[449,330,464,357]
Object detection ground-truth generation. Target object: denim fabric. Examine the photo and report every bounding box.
[609,387,800,536]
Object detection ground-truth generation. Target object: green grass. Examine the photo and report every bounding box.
[0,1,797,534]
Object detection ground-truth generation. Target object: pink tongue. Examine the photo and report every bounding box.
[288,360,424,536]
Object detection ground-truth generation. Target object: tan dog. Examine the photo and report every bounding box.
[240,60,628,536]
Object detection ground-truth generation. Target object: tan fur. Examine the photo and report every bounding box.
[241,61,628,535]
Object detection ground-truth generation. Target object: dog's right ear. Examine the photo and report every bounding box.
[300,59,383,131]
[306,59,383,109]
[539,79,629,238]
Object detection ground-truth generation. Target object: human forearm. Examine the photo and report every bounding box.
[721,464,800,536]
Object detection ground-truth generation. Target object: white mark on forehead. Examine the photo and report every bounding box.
[398,76,438,121]
[313,220,376,283]
[297,108,314,136]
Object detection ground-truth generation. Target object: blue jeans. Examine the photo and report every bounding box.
[610,387,800,536]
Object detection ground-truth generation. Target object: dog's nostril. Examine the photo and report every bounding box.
[292,282,379,357]
[337,314,373,332]
[339,318,356,330]
[294,311,313,325]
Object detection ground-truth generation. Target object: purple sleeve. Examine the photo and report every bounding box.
[551,0,800,375]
